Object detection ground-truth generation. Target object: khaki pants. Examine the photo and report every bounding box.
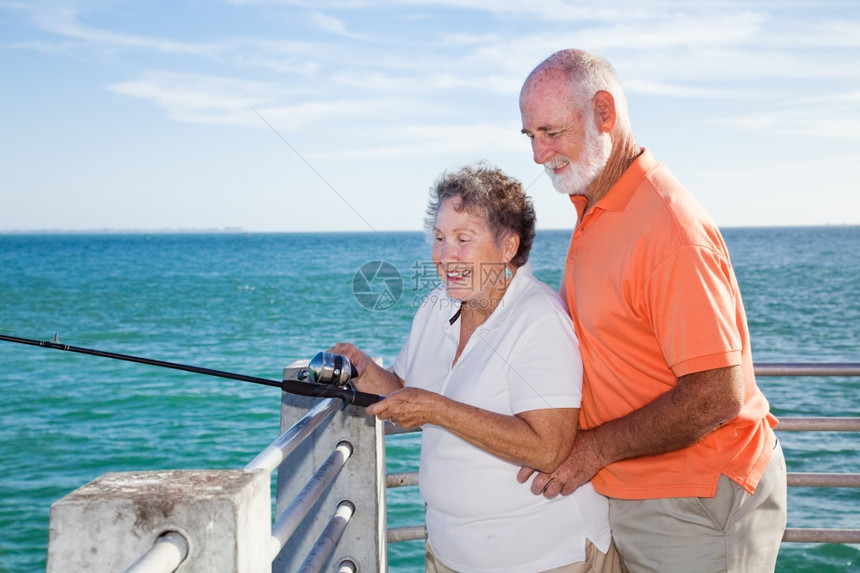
[425,538,622,573]
[609,442,787,572]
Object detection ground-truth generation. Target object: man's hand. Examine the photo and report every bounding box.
[517,429,605,498]
[517,365,746,498]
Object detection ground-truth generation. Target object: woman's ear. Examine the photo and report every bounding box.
[503,232,520,265]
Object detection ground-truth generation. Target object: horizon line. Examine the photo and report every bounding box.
[2,223,858,235]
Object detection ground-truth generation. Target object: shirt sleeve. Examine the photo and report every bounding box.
[393,329,411,382]
[504,301,584,414]
[646,244,744,378]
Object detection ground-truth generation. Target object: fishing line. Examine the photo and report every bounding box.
[253,109,567,424]
[523,169,546,192]
[253,109,393,248]
[0,333,381,408]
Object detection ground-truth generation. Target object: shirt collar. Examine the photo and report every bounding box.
[568,147,656,219]
[442,261,533,332]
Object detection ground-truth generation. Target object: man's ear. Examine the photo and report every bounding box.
[593,90,617,134]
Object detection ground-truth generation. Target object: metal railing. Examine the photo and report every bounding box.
[756,362,860,545]
[121,371,384,572]
[270,362,387,573]
[246,397,344,475]
[384,363,860,547]
[51,361,857,571]
[120,394,363,573]
[123,532,189,573]
[775,416,860,544]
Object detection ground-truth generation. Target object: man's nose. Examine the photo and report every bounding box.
[532,137,553,165]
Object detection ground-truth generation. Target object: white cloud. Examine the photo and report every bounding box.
[30,5,216,56]
[109,73,285,127]
[14,3,327,76]
[623,80,752,99]
[107,71,437,133]
[258,97,416,131]
[311,11,356,37]
[713,105,860,140]
[3,0,860,232]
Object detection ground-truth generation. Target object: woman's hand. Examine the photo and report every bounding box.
[327,342,371,379]
[327,342,404,396]
[366,387,443,429]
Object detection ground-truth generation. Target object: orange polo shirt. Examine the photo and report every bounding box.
[562,149,777,499]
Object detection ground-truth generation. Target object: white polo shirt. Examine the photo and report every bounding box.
[394,263,611,573]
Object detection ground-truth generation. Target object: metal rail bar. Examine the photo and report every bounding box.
[269,441,353,561]
[776,417,860,431]
[246,397,343,473]
[387,525,427,543]
[298,501,356,572]
[755,363,860,376]
[783,528,860,544]
[788,473,860,488]
[384,423,420,436]
[386,472,419,488]
[123,531,189,573]
[385,470,860,493]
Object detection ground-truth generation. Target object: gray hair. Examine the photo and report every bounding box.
[538,49,632,135]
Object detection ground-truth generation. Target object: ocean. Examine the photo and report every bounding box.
[0,227,857,572]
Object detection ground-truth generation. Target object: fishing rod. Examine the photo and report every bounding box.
[0,334,381,408]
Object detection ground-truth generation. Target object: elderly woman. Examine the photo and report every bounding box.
[331,165,617,573]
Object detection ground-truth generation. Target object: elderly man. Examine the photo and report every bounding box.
[517,49,787,572]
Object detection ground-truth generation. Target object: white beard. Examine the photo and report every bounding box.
[546,119,612,196]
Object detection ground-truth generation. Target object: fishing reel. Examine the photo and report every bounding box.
[298,351,358,387]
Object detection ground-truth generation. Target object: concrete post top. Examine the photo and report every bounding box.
[48,469,272,573]
[61,469,267,502]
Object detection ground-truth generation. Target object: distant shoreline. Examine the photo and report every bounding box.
[0,227,248,235]
[1,223,858,235]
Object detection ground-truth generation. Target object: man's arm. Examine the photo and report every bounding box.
[518,364,745,497]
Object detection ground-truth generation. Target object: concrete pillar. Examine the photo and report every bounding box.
[46,469,270,573]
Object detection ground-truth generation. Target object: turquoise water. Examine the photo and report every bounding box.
[0,227,858,572]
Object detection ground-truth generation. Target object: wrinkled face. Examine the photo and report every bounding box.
[431,198,510,306]
[520,69,611,197]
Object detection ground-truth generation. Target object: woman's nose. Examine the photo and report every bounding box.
[439,242,458,262]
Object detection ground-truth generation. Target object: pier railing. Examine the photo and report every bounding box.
[47,361,386,573]
[45,362,860,571]
[386,362,860,547]
[756,362,860,545]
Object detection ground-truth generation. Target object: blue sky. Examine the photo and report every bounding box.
[1,0,859,232]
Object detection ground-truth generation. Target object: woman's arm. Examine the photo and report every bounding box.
[368,387,578,473]
[328,342,404,396]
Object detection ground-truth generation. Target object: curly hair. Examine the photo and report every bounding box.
[424,163,536,268]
